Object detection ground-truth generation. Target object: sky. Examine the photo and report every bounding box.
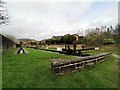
[0,0,118,41]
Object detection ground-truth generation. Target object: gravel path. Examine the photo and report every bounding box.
[112,54,120,59]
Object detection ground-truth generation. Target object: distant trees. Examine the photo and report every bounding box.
[45,37,62,45]
[83,25,118,45]
[99,26,115,45]
[83,28,101,45]
[61,34,76,44]
[112,24,120,44]
[0,0,8,25]
[44,34,77,45]
[45,39,54,45]
[41,25,120,46]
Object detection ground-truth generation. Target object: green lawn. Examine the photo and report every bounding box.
[83,44,120,55]
[2,47,118,88]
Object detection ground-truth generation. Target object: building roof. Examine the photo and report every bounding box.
[0,34,16,45]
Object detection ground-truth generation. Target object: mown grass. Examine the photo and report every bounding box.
[2,46,118,88]
[83,44,120,55]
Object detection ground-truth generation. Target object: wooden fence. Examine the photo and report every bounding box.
[51,52,111,75]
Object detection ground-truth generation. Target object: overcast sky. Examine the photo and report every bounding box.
[0,0,118,41]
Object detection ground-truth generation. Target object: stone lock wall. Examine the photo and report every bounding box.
[51,52,111,75]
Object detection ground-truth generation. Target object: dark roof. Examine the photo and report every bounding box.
[0,34,16,44]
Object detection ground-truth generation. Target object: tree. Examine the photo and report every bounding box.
[83,28,101,45]
[113,24,120,44]
[0,0,8,25]
[83,26,115,45]
[62,34,76,44]
[77,29,83,36]
[45,39,53,45]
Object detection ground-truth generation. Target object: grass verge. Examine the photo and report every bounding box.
[2,47,118,88]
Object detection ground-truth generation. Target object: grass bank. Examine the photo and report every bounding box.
[2,46,118,88]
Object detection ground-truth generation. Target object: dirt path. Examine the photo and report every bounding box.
[112,54,120,59]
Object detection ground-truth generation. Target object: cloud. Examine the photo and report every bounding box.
[87,2,118,28]
[4,0,119,2]
[1,1,118,40]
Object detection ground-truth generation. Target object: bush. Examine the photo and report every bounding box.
[103,38,115,44]
[62,34,76,44]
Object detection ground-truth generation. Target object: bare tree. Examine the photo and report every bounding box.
[77,29,83,36]
[0,0,8,25]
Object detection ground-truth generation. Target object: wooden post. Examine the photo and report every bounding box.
[82,45,85,50]
[67,45,70,55]
[78,50,81,56]
[73,44,76,55]
[65,44,67,50]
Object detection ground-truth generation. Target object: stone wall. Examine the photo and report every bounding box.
[51,52,111,75]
